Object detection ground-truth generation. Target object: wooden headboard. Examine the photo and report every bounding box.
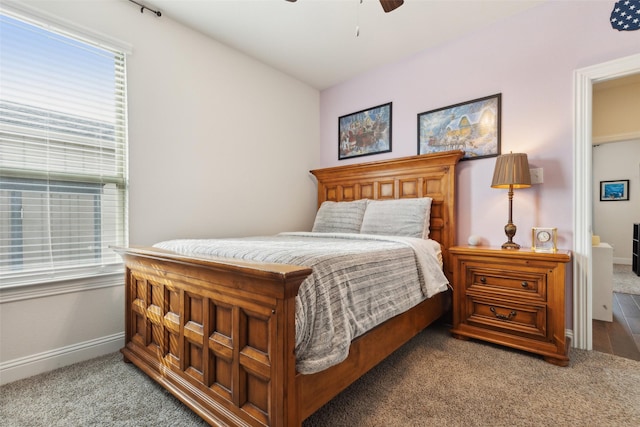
[310,150,464,279]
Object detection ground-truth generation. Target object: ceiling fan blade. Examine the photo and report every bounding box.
[286,0,402,13]
[379,0,404,13]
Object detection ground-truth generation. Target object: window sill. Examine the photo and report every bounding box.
[0,269,124,303]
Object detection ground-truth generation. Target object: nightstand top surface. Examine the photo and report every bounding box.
[450,245,571,262]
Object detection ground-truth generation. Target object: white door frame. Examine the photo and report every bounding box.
[572,53,640,350]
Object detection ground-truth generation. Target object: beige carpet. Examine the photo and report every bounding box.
[613,264,640,295]
[2,323,639,427]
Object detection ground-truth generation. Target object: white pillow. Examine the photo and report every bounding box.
[360,198,432,238]
[311,200,368,234]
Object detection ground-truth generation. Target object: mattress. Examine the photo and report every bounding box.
[154,232,448,374]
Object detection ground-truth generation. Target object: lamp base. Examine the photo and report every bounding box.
[501,241,521,250]
[502,222,520,250]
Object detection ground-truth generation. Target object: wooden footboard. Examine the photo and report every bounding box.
[114,246,312,426]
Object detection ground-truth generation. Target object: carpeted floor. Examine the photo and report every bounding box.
[613,264,640,295]
[2,323,639,427]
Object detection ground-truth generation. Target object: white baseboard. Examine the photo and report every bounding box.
[0,332,124,386]
[566,328,575,348]
[613,258,632,265]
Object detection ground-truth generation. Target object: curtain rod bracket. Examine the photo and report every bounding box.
[129,0,161,17]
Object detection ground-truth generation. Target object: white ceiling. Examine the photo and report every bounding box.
[150,0,546,90]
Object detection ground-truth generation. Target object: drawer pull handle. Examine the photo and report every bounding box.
[521,281,529,288]
[490,306,517,321]
[480,277,487,284]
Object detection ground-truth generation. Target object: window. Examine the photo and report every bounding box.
[0,10,128,287]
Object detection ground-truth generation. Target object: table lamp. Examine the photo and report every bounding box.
[491,152,531,249]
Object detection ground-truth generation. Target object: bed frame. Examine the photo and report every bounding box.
[114,150,464,427]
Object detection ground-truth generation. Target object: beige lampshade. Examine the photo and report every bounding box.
[491,153,532,189]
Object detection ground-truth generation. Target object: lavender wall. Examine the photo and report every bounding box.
[320,1,640,249]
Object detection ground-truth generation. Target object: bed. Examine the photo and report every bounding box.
[113,149,464,427]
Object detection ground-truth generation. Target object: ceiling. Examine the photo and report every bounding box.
[149,0,546,90]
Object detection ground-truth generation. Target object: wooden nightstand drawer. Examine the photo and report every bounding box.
[465,295,547,341]
[466,267,546,301]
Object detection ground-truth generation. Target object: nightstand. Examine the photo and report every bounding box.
[449,246,572,366]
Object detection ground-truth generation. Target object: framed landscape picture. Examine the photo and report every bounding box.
[600,179,629,201]
[417,93,501,160]
[339,102,392,160]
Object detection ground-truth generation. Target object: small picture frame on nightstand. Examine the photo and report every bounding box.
[532,227,557,253]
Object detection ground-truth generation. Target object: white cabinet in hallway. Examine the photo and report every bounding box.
[593,243,613,322]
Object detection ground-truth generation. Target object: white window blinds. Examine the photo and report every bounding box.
[0,11,128,287]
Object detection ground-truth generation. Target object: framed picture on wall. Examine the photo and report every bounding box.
[600,179,629,201]
[417,93,501,160]
[339,102,392,160]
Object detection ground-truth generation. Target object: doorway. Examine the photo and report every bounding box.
[573,53,640,350]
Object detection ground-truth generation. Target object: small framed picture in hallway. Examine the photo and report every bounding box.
[600,179,629,201]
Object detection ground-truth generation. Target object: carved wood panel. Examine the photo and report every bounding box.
[126,269,276,426]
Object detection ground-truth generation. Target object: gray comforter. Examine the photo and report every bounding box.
[154,232,448,374]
